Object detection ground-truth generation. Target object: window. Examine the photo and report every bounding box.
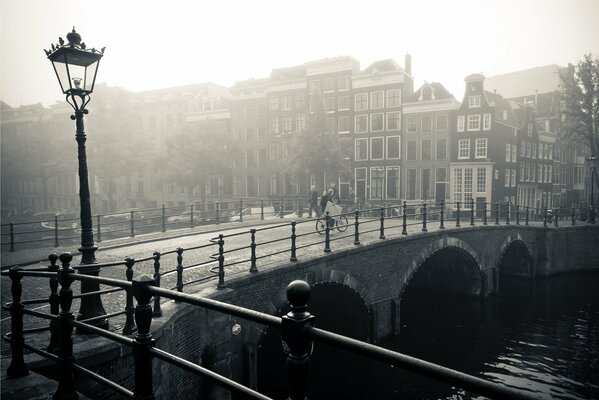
[326,117,336,133]
[245,127,256,141]
[506,143,511,162]
[338,116,350,133]
[323,78,335,92]
[387,111,401,130]
[355,139,368,161]
[355,115,368,133]
[338,76,350,91]
[269,96,279,111]
[464,168,473,204]
[457,116,465,132]
[296,94,306,110]
[309,80,320,94]
[454,168,463,204]
[297,114,306,131]
[421,169,431,200]
[371,91,384,109]
[282,95,291,110]
[270,117,279,134]
[407,140,417,160]
[511,145,517,163]
[519,163,524,182]
[371,137,384,160]
[406,169,417,200]
[387,136,400,159]
[324,97,336,112]
[355,168,367,199]
[475,138,487,158]
[511,169,516,187]
[386,167,400,198]
[371,113,384,131]
[548,165,552,183]
[283,116,292,132]
[370,168,384,198]
[422,139,432,160]
[505,169,510,187]
[407,117,418,133]
[355,93,368,111]
[483,113,491,130]
[532,143,537,159]
[477,168,486,192]
[246,149,257,166]
[421,116,433,133]
[521,141,526,156]
[526,141,531,157]
[436,138,447,160]
[436,114,448,131]
[338,95,350,110]
[458,139,470,159]
[387,89,401,107]
[468,95,481,108]
[502,110,508,120]
[467,115,481,131]
[258,148,268,166]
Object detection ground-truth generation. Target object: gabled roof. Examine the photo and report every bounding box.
[485,65,563,98]
[408,82,454,102]
[485,90,519,126]
[359,59,405,75]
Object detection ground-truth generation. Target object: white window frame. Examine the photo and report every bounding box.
[355,93,368,111]
[421,139,432,160]
[475,138,487,158]
[338,95,350,111]
[370,137,384,161]
[467,115,481,131]
[370,91,384,109]
[338,76,350,91]
[387,89,401,107]
[506,144,511,162]
[483,113,491,130]
[281,95,291,110]
[385,166,401,199]
[511,169,516,187]
[296,114,305,131]
[387,111,401,131]
[355,138,368,161]
[468,95,481,108]
[338,116,350,134]
[270,117,279,134]
[386,136,401,160]
[436,114,448,131]
[369,167,385,199]
[421,116,433,133]
[355,114,368,133]
[370,113,384,132]
[457,115,465,132]
[406,117,418,133]
[458,139,470,159]
[511,146,517,163]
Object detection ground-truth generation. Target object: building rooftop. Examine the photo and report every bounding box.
[485,65,563,98]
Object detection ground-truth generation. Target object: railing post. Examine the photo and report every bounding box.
[280,198,284,219]
[190,204,194,228]
[9,222,15,252]
[525,206,530,226]
[353,210,360,245]
[7,266,28,378]
[495,202,500,225]
[217,234,226,289]
[96,215,102,242]
[130,210,135,237]
[543,207,548,228]
[239,198,244,223]
[324,212,331,253]
[440,199,445,229]
[131,275,156,400]
[152,251,162,317]
[380,206,386,239]
[456,201,461,228]
[250,229,258,272]
[421,203,427,232]
[282,280,315,400]
[216,201,220,224]
[402,201,408,235]
[554,208,559,227]
[54,215,60,247]
[297,197,302,218]
[260,199,265,220]
[176,248,184,296]
[123,257,137,335]
[572,206,576,226]
[47,253,60,353]
[483,202,488,225]
[54,252,77,399]
[516,205,520,225]
[506,202,511,225]
[290,222,297,262]
[470,198,475,226]
[161,204,166,232]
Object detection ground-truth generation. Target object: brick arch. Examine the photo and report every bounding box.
[399,236,483,298]
[495,234,533,278]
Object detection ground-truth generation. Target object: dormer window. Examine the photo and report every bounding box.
[468,95,481,108]
[421,86,433,101]
[502,110,508,120]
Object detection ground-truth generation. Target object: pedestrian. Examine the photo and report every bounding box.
[320,190,329,214]
[329,183,338,204]
[309,186,319,217]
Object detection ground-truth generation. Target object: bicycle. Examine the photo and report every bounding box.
[315,212,349,234]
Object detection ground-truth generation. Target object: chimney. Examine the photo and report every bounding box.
[405,53,412,76]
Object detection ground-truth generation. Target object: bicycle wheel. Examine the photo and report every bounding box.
[336,215,349,232]
[315,218,327,235]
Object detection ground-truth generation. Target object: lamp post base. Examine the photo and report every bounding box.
[76,245,109,332]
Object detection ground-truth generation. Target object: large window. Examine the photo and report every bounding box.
[269,96,279,111]
[387,111,401,130]
[283,116,292,132]
[282,95,291,110]
[453,167,473,205]
[355,93,368,111]
[436,114,448,131]
[371,91,384,109]
[338,76,350,91]
[457,116,465,132]
[506,143,511,162]
[326,117,336,133]
[355,168,367,200]
[370,168,384,198]
[246,149,257,166]
[387,89,401,107]
[475,138,487,158]
[355,115,368,133]
[407,140,417,161]
[296,94,306,110]
[422,139,432,160]
[436,138,447,160]
[355,138,368,161]
[483,113,492,130]
[421,169,431,200]
[371,137,384,160]
[386,167,400,198]
[505,169,510,187]
[464,168,473,204]
[324,97,336,112]
[476,168,486,192]
[406,169,417,200]
[338,116,350,133]
[371,113,384,132]
[407,117,417,133]
[297,114,305,131]
[467,115,481,131]
[338,95,350,110]
[421,116,433,133]
[468,95,481,108]
[458,139,470,159]
[387,136,400,159]
[270,117,279,134]
[323,78,335,92]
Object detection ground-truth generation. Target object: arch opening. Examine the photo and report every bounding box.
[497,240,532,278]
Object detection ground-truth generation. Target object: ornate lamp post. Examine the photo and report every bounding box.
[45,28,108,328]
[588,155,597,224]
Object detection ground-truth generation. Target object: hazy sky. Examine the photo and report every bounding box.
[2,0,598,107]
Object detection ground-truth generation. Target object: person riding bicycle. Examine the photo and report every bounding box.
[324,188,340,227]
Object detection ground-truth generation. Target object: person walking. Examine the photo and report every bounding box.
[309,186,319,217]
[320,190,329,215]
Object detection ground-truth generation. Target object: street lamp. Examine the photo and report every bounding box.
[45,28,108,328]
[588,155,597,224]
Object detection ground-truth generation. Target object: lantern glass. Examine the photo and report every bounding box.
[588,155,597,171]
[49,48,102,95]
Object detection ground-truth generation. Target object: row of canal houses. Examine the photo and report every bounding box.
[228,55,573,211]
